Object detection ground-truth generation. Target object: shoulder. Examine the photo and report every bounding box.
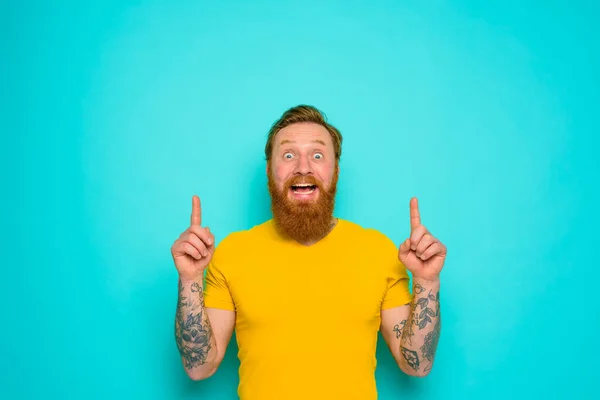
[338,219,402,274]
[339,219,405,275]
[214,219,274,256]
[338,219,397,250]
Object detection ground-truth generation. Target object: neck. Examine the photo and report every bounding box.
[297,217,338,246]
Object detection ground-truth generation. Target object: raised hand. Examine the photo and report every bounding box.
[398,197,446,281]
[171,195,215,281]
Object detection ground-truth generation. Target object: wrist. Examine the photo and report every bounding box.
[412,275,440,286]
[179,273,204,285]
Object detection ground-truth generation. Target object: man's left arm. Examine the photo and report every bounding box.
[381,277,441,377]
[381,197,446,377]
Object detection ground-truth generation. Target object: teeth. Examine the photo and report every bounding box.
[294,188,315,194]
[295,184,312,187]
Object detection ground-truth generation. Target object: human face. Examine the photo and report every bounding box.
[268,122,337,203]
[266,122,339,244]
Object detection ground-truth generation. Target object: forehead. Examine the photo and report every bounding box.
[274,122,334,148]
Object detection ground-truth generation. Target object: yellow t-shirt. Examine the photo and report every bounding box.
[204,218,412,400]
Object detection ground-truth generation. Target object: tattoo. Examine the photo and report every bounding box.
[175,280,213,369]
[401,347,420,370]
[402,302,417,345]
[413,289,439,330]
[421,317,441,372]
[414,284,426,294]
[401,285,440,356]
[393,319,407,339]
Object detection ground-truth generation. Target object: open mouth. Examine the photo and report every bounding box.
[290,183,318,197]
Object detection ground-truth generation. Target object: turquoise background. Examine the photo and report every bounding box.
[2,0,599,399]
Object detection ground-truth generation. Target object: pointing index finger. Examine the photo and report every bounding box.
[191,195,202,226]
[410,197,421,230]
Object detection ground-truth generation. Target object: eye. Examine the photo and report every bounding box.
[283,152,294,159]
[314,152,323,160]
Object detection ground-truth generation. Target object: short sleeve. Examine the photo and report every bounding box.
[203,251,235,311]
[379,234,413,310]
[381,260,413,310]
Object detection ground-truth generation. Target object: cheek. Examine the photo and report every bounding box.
[318,165,336,187]
[272,167,290,188]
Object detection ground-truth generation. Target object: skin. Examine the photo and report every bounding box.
[268,122,339,244]
[380,197,446,377]
[269,122,337,206]
[172,122,447,380]
[170,196,234,380]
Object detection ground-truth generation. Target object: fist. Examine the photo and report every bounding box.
[171,195,215,281]
[398,197,447,281]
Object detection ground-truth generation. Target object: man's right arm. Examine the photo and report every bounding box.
[175,277,235,380]
[171,195,235,380]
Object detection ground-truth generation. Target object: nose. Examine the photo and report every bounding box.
[294,154,312,175]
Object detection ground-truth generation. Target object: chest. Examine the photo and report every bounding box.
[227,247,388,330]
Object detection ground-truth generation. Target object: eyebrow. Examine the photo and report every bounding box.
[280,139,327,146]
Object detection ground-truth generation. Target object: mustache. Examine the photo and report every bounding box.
[285,175,323,188]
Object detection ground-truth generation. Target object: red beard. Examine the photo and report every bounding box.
[267,165,339,244]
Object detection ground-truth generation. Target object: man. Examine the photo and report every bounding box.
[170,105,447,399]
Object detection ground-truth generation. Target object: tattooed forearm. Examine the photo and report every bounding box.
[175,279,215,370]
[399,279,441,375]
